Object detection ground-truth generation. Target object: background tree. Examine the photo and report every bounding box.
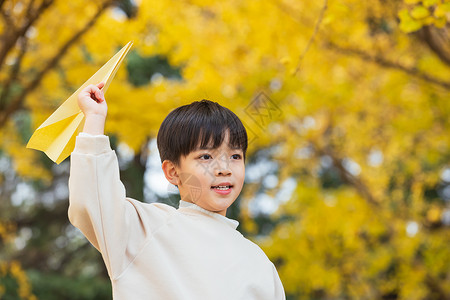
[0,0,449,299]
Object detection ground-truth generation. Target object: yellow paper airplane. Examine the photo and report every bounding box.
[27,41,133,164]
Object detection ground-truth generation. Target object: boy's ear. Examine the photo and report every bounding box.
[162,160,180,186]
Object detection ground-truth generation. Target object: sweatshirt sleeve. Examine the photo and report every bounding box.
[272,263,286,300]
[68,134,172,279]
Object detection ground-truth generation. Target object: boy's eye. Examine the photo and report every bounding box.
[231,154,242,160]
[198,154,212,160]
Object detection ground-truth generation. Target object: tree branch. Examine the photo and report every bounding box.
[417,25,450,67]
[292,0,328,76]
[315,143,379,207]
[303,113,380,207]
[327,41,450,90]
[0,3,14,28]
[425,274,450,300]
[0,0,54,73]
[0,1,113,128]
[0,36,28,110]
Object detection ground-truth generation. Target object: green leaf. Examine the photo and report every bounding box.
[410,6,430,19]
[398,9,423,32]
[422,0,438,7]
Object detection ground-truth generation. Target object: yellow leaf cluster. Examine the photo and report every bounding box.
[399,0,450,32]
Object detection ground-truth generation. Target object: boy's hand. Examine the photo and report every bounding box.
[78,82,107,118]
[78,82,107,135]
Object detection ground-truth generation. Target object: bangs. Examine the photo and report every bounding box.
[157,99,248,165]
[183,103,248,155]
[192,117,247,152]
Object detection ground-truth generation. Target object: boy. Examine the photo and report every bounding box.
[68,82,286,299]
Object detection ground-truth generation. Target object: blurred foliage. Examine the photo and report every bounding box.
[399,0,450,32]
[27,270,111,300]
[126,51,182,87]
[1,0,450,299]
[0,261,36,300]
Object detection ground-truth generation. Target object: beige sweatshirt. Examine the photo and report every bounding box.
[68,134,286,300]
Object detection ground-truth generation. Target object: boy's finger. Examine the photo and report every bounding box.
[94,89,105,102]
[79,84,105,102]
[94,82,105,102]
[82,84,97,95]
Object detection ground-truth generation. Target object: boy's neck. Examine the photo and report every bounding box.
[181,199,227,216]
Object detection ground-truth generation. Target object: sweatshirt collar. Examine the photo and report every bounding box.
[178,200,239,230]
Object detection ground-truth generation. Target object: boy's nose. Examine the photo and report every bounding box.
[212,154,232,176]
[214,167,231,176]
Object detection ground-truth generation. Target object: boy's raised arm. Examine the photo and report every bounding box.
[68,84,171,279]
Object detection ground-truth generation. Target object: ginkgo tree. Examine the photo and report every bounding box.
[1,0,449,299]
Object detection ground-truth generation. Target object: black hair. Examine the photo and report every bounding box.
[157,99,248,165]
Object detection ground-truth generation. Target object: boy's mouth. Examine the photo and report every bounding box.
[211,185,233,190]
[211,182,233,195]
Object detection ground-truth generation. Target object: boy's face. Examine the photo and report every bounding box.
[174,133,245,216]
